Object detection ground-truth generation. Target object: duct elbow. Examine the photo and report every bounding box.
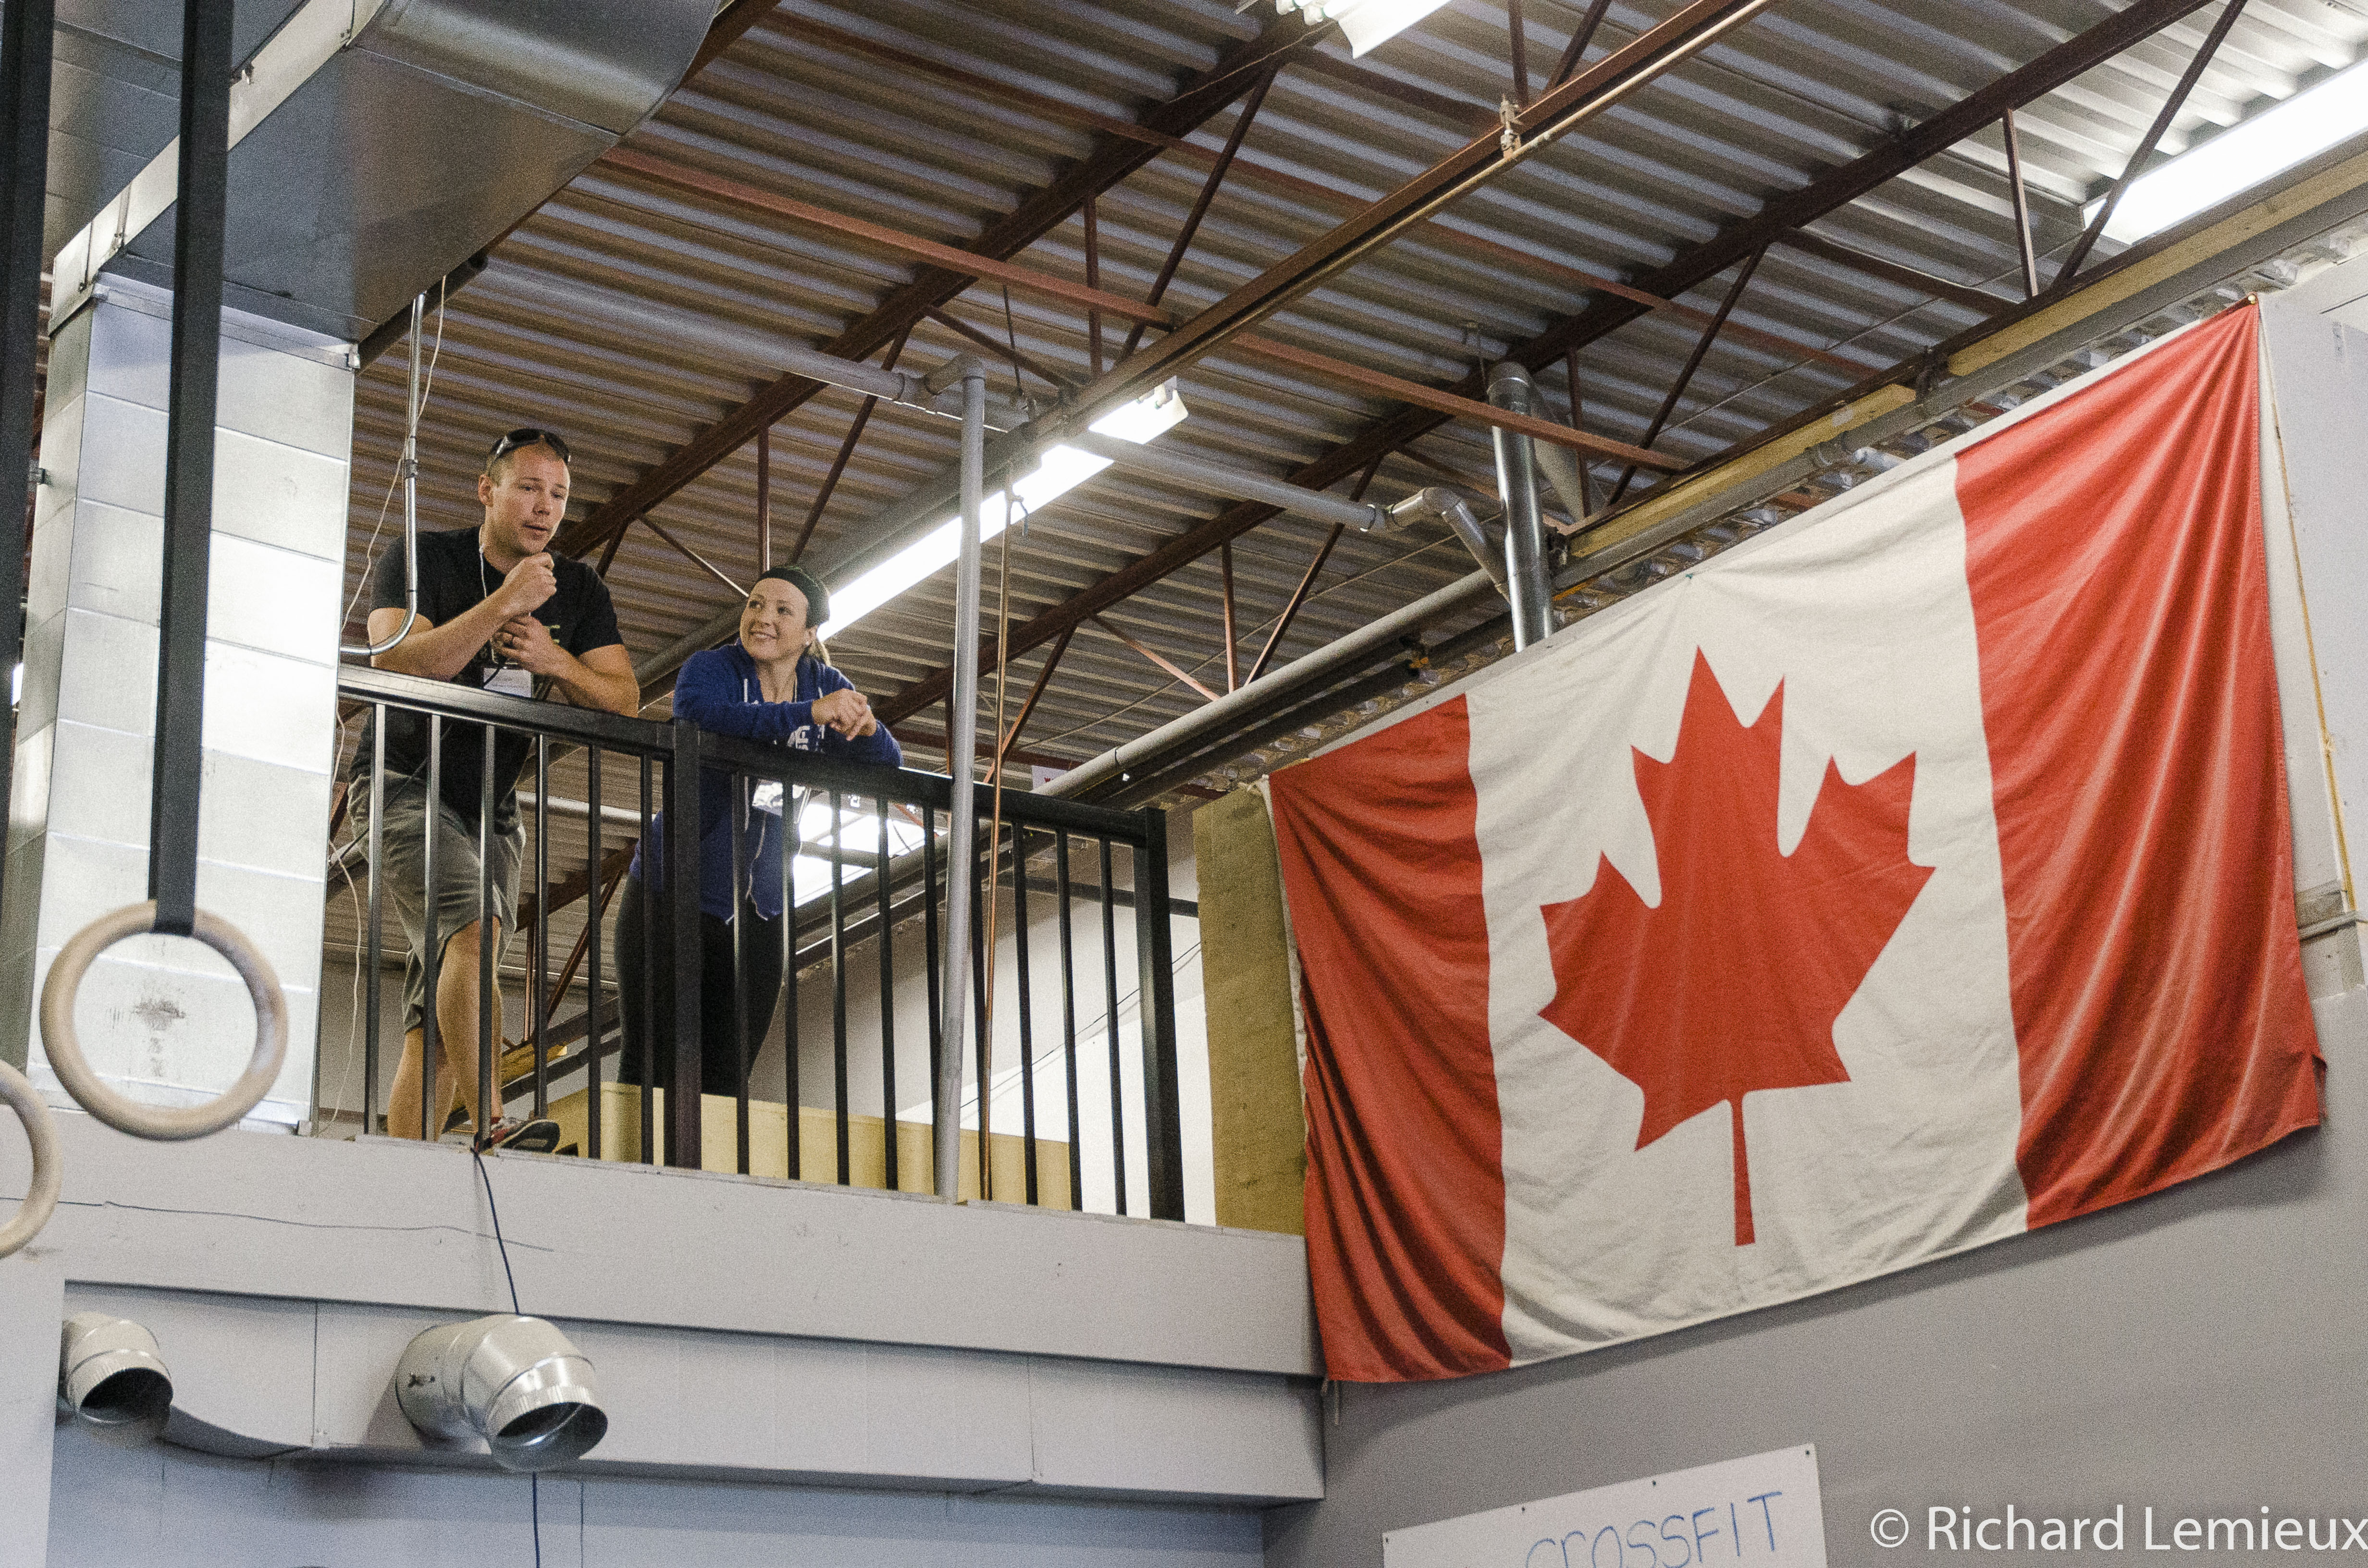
[59,1313,173,1446]
[396,1315,608,1472]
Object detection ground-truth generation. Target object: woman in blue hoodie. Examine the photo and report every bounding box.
[616,564,902,1102]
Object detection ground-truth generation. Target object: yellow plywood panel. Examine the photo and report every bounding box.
[1196,788,1307,1235]
[546,1083,1072,1206]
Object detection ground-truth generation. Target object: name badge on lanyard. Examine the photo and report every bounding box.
[483,664,532,698]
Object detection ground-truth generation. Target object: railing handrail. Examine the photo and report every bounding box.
[335,663,1152,843]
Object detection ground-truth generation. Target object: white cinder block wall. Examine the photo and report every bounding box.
[0,277,351,1128]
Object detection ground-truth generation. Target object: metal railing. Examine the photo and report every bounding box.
[332,663,1186,1219]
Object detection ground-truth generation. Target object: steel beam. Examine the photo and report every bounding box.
[558,17,1330,561]
[873,0,2224,727]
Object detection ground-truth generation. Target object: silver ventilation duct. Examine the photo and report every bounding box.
[1486,361,1596,526]
[58,1313,173,1446]
[395,1314,607,1472]
[1485,363,1554,649]
[48,0,715,340]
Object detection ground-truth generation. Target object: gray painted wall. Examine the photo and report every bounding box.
[1262,292,2368,1568]
[47,1426,1265,1568]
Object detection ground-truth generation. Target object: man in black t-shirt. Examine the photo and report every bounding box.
[358,428,636,1148]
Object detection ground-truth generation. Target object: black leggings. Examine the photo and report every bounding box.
[613,877,784,1099]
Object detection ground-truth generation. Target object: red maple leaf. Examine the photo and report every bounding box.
[1538,650,1933,1247]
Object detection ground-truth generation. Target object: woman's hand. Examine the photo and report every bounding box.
[810,686,878,738]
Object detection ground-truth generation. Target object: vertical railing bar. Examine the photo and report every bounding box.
[476,726,497,1144]
[1099,835,1125,1216]
[782,783,800,1181]
[1012,826,1038,1206]
[586,747,604,1163]
[665,721,706,1169]
[830,790,851,1186]
[639,754,656,1164]
[363,707,388,1137]
[731,772,751,1176]
[876,796,899,1192]
[1054,827,1083,1211]
[1131,814,1184,1221]
[972,822,991,1200]
[530,736,550,1117]
[420,716,443,1142]
[923,804,942,1193]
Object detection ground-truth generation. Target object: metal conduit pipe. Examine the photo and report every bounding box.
[1043,567,1498,800]
[341,292,424,657]
[493,268,1022,428]
[935,357,987,1203]
[1067,431,1388,532]
[1487,362,1593,525]
[1374,485,1508,597]
[1486,364,1554,649]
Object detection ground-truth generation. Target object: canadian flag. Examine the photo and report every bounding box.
[1269,305,2322,1383]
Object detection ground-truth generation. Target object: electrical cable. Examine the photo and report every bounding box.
[341,281,448,638]
[470,1147,540,1568]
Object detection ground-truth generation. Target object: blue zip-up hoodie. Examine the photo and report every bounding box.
[630,644,903,919]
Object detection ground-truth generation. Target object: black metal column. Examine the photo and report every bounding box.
[1132,813,1183,1221]
[147,0,235,936]
[0,0,54,907]
[664,720,704,1166]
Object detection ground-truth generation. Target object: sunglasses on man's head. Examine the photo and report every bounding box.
[486,427,572,466]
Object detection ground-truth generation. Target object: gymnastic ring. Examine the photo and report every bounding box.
[39,902,288,1141]
[0,1059,61,1258]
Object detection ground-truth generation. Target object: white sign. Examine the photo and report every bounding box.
[1384,1444,1826,1568]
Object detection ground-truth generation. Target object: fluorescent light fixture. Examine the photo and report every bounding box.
[1087,378,1188,442]
[817,384,1188,640]
[2091,56,2368,246]
[1274,0,1451,56]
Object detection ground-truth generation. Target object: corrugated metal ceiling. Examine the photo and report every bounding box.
[334,0,2368,785]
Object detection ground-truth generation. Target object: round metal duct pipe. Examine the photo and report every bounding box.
[58,1313,173,1446]
[395,1315,608,1472]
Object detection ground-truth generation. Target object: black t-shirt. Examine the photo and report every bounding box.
[355,528,624,829]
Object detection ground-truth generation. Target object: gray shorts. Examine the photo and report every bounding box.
[363,777,523,1032]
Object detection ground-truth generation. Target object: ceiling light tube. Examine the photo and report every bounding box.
[1275,0,1453,55]
[2093,57,2368,245]
[817,384,1189,640]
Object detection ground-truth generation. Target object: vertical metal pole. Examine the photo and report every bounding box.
[476,729,497,1139]
[1054,829,1083,1210]
[1098,837,1125,1215]
[1132,815,1183,1221]
[363,711,387,1133]
[665,721,705,1168]
[922,803,940,1185]
[531,737,550,1117]
[148,0,236,937]
[586,747,604,1161]
[971,829,990,1200]
[829,790,850,1185]
[1219,541,1239,692]
[730,774,750,1176]
[638,755,656,1162]
[755,424,772,572]
[1012,828,1038,1204]
[876,797,898,1190]
[2002,106,2042,299]
[420,719,443,1140]
[0,0,54,903]
[1487,364,1551,650]
[780,784,800,1179]
[935,364,987,1200]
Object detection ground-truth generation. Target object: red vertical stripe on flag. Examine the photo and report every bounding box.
[1269,697,1511,1381]
[1957,305,2321,1228]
